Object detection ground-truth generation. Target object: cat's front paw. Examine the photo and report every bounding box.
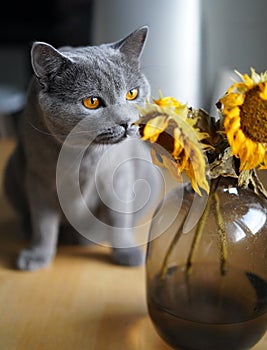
[16,248,55,271]
[112,247,145,266]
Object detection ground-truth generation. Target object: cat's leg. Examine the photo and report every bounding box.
[104,173,145,266]
[108,209,145,266]
[16,173,60,271]
[3,146,32,238]
[59,222,93,245]
[95,158,145,266]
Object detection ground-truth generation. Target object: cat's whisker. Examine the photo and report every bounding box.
[28,121,96,139]
[70,130,96,136]
[27,121,54,136]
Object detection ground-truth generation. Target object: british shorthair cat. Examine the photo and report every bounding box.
[4,26,163,271]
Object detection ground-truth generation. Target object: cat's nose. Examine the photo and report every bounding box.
[120,123,128,130]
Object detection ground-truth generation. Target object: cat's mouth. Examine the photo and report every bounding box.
[94,124,129,144]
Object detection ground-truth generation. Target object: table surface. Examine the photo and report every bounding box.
[1,138,267,350]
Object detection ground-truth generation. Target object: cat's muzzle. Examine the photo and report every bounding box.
[95,123,137,144]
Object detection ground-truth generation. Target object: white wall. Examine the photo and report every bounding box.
[92,0,267,113]
[202,0,267,112]
[92,0,202,107]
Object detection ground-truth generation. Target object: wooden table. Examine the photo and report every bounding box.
[1,139,267,350]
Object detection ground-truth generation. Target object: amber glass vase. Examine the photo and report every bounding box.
[146,176,267,350]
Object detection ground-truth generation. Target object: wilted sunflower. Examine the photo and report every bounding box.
[219,68,267,171]
[136,96,210,195]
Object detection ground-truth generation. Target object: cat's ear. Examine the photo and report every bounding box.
[31,42,72,80]
[113,26,149,59]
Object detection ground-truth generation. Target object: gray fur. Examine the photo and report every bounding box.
[4,26,162,271]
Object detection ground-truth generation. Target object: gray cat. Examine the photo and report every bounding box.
[4,26,162,271]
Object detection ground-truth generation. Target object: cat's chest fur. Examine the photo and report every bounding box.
[57,138,140,212]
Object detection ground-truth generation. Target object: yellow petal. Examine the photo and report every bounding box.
[172,128,184,158]
[224,106,241,120]
[153,96,181,109]
[242,73,254,88]
[259,82,267,100]
[221,93,245,108]
[163,155,183,182]
[142,115,168,142]
[150,148,164,167]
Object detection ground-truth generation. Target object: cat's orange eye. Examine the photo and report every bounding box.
[83,97,100,109]
[126,88,139,101]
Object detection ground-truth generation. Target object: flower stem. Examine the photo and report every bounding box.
[214,191,228,275]
[160,212,188,280]
[185,178,220,275]
[186,189,213,274]
[159,178,228,280]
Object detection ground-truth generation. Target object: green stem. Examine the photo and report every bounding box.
[186,189,213,274]
[160,178,227,280]
[160,212,188,280]
[214,191,228,275]
[186,178,220,275]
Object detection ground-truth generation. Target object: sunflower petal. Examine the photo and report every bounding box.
[259,82,267,100]
[142,115,168,142]
[220,68,267,172]
[136,96,210,194]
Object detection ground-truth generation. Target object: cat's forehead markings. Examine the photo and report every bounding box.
[67,48,121,69]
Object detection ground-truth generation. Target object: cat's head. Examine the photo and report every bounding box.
[31,26,150,145]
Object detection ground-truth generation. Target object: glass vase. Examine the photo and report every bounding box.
[146,176,267,350]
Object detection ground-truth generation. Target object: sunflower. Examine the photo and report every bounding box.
[219,68,267,171]
[136,97,210,195]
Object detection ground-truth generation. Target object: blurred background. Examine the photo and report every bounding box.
[1,0,267,136]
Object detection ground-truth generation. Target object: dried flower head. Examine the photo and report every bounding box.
[219,68,267,171]
[136,96,210,195]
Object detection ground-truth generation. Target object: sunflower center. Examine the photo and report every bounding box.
[240,86,267,142]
